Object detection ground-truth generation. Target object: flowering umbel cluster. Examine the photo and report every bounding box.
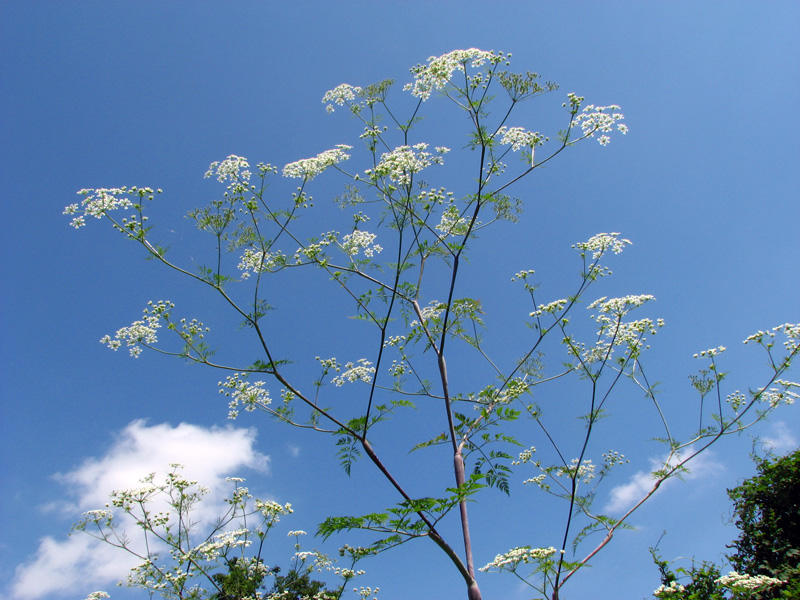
[100,300,174,357]
[365,143,450,186]
[219,372,272,419]
[64,186,162,232]
[564,93,628,146]
[100,301,210,359]
[652,571,786,598]
[479,546,562,572]
[283,145,353,181]
[75,466,377,600]
[64,47,800,600]
[405,48,509,100]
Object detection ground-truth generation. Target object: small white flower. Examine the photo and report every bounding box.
[332,359,375,386]
[283,145,353,181]
[66,187,159,229]
[653,581,686,598]
[572,103,627,145]
[409,301,446,328]
[435,204,471,236]
[219,373,271,419]
[205,155,251,184]
[100,300,174,357]
[530,298,569,318]
[287,530,307,537]
[237,248,285,278]
[573,232,632,260]
[405,49,507,100]
[341,230,383,258]
[496,126,542,151]
[693,346,726,359]
[479,546,559,572]
[365,144,448,186]
[716,571,785,592]
[322,83,363,113]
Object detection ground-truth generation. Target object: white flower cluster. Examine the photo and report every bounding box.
[331,566,364,579]
[405,48,507,100]
[573,101,627,146]
[194,528,252,559]
[409,300,446,328]
[254,499,292,519]
[589,295,656,316]
[218,373,271,419]
[360,125,387,139]
[653,581,686,598]
[82,509,114,521]
[84,593,110,600]
[332,359,376,386]
[555,458,596,484]
[109,479,159,510]
[354,586,379,600]
[100,300,174,357]
[573,232,632,260]
[479,546,559,572]
[435,204,471,236]
[228,484,253,506]
[726,390,746,411]
[65,186,160,229]
[511,270,536,282]
[366,143,449,186]
[322,83,363,113]
[499,378,531,404]
[579,296,663,362]
[758,382,799,407]
[287,530,307,537]
[523,474,547,486]
[293,550,327,564]
[496,126,543,151]
[316,356,341,372]
[513,446,537,465]
[745,323,800,355]
[530,298,569,318]
[205,155,251,184]
[294,230,339,263]
[383,335,406,348]
[716,571,785,591]
[238,247,286,279]
[388,360,407,377]
[694,346,726,358]
[283,145,353,181]
[418,187,453,209]
[602,450,629,468]
[341,230,383,258]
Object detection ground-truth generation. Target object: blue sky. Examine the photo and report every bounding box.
[1,2,799,599]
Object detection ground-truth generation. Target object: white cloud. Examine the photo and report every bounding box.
[759,421,798,455]
[10,420,270,600]
[604,448,723,514]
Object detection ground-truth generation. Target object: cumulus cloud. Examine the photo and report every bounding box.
[759,421,798,455]
[604,448,723,514]
[287,442,301,458]
[10,420,270,600]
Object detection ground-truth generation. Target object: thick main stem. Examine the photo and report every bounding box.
[359,438,477,592]
[438,351,482,600]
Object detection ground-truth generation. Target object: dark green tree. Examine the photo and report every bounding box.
[650,449,800,599]
[211,557,267,600]
[726,449,800,599]
[267,566,336,600]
